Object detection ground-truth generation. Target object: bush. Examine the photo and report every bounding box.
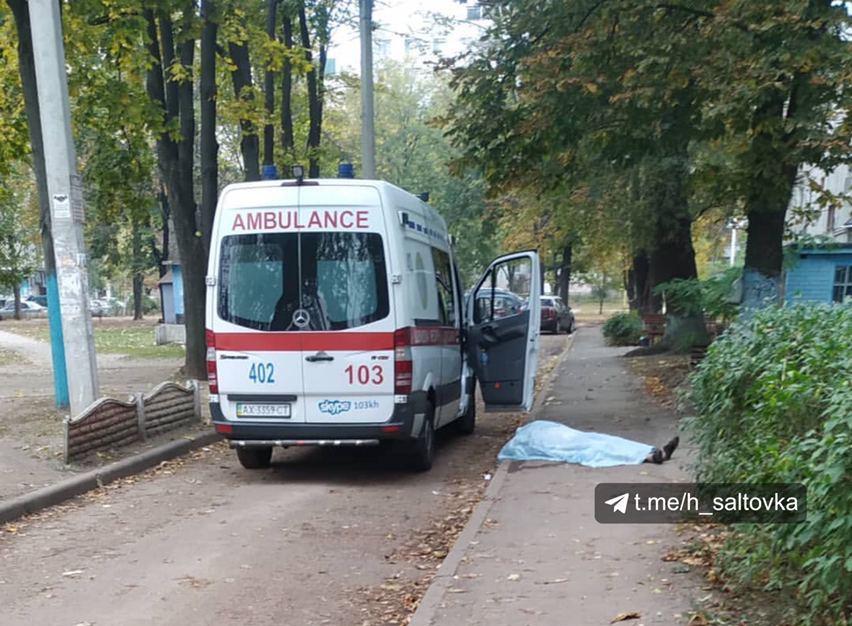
[602,312,643,345]
[654,268,740,323]
[687,304,852,623]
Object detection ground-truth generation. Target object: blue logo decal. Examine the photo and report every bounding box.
[319,400,352,415]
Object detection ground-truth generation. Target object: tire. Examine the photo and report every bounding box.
[236,446,273,469]
[455,386,476,435]
[410,403,436,472]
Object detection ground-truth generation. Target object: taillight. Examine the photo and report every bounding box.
[205,329,218,394]
[394,327,413,395]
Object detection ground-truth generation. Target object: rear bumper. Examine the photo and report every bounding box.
[541,319,558,331]
[210,392,427,444]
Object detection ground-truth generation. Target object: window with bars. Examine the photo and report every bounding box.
[832,265,852,303]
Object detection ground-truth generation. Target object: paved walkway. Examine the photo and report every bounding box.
[0,329,54,367]
[0,328,185,500]
[413,327,703,626]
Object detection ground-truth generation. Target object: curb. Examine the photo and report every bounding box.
[409,332,577,626]
[0,431,221,526]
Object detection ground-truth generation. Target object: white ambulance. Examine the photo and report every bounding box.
[205,177,541,471]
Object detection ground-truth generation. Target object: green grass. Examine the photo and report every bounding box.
[94,326,185,359]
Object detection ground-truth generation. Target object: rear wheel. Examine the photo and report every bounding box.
[410,403,435,472]
[456,386,476,435]
[236,446,273,469]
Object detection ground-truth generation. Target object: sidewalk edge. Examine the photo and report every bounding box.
[409,333,576,626]
[0,431,221,525]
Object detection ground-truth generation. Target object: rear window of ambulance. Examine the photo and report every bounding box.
[218,232,389,331]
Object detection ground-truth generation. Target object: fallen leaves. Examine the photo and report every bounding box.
[610,611,641,623]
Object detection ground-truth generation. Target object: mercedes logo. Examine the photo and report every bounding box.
[292,308,310,328]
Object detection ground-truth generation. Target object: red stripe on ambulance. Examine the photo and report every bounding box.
[215,332,393,352]
[213,327,458,352]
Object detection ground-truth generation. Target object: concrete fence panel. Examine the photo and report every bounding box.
[142,381,197,439]
[65,397,139,463]
[64,380,201,463]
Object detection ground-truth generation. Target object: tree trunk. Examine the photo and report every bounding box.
[628,251,650,312]
[280,10,295,160]
[647,214,698,312]
[643,157,705,349]
[151,184,170,278]
[558,241,571,304]
[742,208,788,307]
[12,285,21,321]
[200,0,219,243]
[650,217,707,350]
[298,4,321,177]
[144,8,207,379]
[228,40,261,181]
[8,0,69,407]
[131,218,144,320]
[263,0,277,169]
[740,93,799,309]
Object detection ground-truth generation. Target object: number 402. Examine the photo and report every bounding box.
[249,362,275,384]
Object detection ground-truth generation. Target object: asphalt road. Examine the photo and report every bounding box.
[0,333,569,626]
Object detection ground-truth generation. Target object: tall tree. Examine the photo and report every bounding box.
[200,0,219,240]
[262,0,277,169]
[689,0,852,306]
[446,1,707,324]
[225,9,261,181]
[144,6,208,378]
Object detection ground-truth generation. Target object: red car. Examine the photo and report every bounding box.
[540,296,575,333]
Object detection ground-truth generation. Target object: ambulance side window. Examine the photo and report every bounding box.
[431,248,456,327]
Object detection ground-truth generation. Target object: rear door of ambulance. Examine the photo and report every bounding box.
[211,185,307,423]
[297,185,397,424]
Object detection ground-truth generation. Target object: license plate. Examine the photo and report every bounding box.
[236,403,291,418]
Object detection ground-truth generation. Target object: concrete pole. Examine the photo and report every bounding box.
[359,0,376,179]
[29,0,99,416]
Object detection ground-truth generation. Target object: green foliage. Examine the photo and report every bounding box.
[323,61,500,283]
[0,168,37,297]
[654,268,740,322]
[602,312,643,346]
[653,278,705,317]
[687,304,852,622]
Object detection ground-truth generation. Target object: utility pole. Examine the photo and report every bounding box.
[29,0,99,416]
[359,0,376,178]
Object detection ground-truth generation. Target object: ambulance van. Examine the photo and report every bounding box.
[206,177,540,471]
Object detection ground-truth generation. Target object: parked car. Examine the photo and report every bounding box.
[540,295,575,334]
[0,300,47,320]
[26,294,48,308]
[467,288,526,322]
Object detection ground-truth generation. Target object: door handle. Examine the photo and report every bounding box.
[305,352,334,362]
[479,324,500,347]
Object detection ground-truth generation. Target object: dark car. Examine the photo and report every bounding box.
[540,295,574,333]
[26,294,48,308]
[470,288,525,322]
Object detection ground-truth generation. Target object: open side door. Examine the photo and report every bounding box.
[466,251,540,412]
